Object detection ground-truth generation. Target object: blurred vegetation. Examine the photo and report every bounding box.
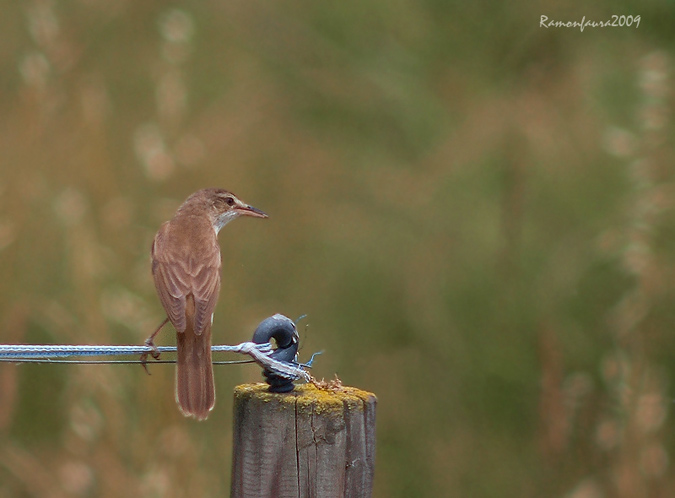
[0,1,674,497]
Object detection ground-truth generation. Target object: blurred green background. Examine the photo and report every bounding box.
[1,1,674,497]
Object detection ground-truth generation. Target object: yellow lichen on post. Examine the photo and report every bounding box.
[231,383,377,498]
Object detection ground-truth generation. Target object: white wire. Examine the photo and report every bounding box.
[0,342,309,381]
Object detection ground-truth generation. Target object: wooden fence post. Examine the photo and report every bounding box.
[231,383,377,498]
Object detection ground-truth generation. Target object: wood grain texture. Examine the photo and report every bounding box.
[231,383,377,498]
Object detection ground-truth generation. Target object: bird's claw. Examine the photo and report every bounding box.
[144,338,161,359]
[140,338,161,375]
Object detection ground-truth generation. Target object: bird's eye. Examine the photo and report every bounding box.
[225,197,235,206]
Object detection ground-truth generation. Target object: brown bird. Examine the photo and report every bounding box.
[148,188,267,420]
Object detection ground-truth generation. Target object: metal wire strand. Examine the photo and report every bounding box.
[0,342,310,381]
[0,343,268,358]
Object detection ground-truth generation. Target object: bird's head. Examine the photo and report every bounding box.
[180,188,267,233]
[210,189,267,232]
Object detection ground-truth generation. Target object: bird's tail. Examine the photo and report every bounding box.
[176,307,215,420]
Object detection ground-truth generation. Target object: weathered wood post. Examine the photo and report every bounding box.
[231,383,377,498]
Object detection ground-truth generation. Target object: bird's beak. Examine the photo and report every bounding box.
[236,205,268,218]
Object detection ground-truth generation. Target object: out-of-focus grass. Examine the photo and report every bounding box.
[0,1,674,497]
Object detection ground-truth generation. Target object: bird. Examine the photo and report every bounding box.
[147,188,268,420]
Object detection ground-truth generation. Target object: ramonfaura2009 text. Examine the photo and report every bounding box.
[540,15,640,32]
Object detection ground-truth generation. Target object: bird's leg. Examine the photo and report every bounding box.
[140,317,169,374]
[144,317,168,358]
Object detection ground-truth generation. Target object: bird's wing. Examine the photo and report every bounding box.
[187,250,222,336]
[151,222,222,335]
